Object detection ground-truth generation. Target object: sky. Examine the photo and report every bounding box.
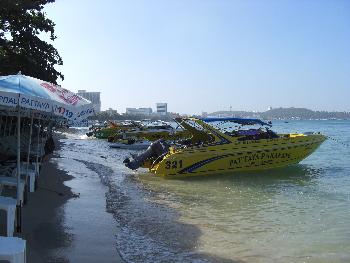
[44,0,350,114]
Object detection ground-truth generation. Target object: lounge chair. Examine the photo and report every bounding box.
[0,196,17,236]
[0,236,26,263]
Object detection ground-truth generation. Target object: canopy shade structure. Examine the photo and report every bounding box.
[0,74,95,121]
[0,73,95,213]
[201,117,272,127]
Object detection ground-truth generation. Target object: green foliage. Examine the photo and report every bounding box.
[0,0,63,83]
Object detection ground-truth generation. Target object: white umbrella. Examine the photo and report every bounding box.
[0,73,95,207]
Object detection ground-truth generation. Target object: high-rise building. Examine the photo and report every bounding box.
[77,90,101,112]
[156,103,167,115]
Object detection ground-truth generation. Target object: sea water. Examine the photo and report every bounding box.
[58,120,350,263]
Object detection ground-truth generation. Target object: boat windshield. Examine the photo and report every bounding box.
[174,118,216,145]
[172,117,279,146]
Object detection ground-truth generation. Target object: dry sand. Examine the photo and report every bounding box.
[11,135,124,263]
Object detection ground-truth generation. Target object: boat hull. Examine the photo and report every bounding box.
[150,134,326,177]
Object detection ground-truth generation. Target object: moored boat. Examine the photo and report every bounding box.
[88,120,141,139]
[124,117,326,177]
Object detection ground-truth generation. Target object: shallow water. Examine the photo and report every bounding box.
[58,121,350,263]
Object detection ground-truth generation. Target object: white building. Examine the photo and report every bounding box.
[77,90,101,112]
[105,108,118,116]
[156,103,167,115]
[126,107,153,116]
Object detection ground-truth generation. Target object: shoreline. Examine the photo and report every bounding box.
[20,132,124,263]
[5,121,348,262]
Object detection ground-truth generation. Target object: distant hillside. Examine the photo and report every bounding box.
[261,107,314,119]
[209,107,350,120]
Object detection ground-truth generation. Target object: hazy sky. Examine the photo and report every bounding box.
[44,0,350,114]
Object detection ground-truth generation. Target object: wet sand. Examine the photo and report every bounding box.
[18,134,124,263]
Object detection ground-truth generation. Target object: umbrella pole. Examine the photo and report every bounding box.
[41,120,48,159]
[36,118,41,174]
[45,120,51,154]
[3,115,7,136]
[2,116,5,136]
[16,106,22,232]
[9,116,12,136]
[26,112,34,178]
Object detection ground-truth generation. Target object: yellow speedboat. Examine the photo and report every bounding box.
[88,121,141,139]
[109,128,191,142]
[108,120,191,142]
[124,117,326,177]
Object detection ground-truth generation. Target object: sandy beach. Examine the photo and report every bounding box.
[16,133,124,263]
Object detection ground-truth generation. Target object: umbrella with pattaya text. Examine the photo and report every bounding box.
[0,73,95,121]
[0,73,95,209]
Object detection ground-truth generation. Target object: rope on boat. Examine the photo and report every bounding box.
[327,136,350,148]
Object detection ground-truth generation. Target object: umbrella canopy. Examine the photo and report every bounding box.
[0,73,95,209]
[0,74,95,121]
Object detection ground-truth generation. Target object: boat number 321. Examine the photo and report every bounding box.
[165,160,183,169]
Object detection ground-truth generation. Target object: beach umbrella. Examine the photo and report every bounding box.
[0,73,95,121]
[0,73,95,207]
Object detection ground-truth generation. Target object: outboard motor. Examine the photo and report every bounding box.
[124,140,169,170]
